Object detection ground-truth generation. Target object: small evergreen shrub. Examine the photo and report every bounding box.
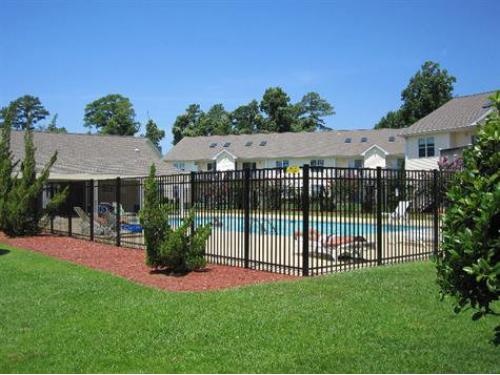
[0,104,67,236]
[436,91,500,344]
[140,165,211,273]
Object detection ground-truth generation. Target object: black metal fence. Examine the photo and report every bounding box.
[42,166,455,276]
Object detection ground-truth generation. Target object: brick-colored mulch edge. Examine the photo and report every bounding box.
[0,233,297,292]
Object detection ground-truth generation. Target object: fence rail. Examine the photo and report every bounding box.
[42,166,455,276]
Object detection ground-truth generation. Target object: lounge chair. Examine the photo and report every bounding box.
[294,230,375,260]
[383,201,411,222]
[102,211,143,234]
[74,207,115,238]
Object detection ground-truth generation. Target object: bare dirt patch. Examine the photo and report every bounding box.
[0,233,296,292]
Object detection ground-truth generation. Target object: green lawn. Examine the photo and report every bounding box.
[0,243,498,373]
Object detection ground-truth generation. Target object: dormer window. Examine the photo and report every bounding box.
[259,141,267,146]
[245,141,253,146]
[361,137,367,143]
[345,138,352,143]
[223,142,231,147]
[388,136,395,142]
[209,143,217,148]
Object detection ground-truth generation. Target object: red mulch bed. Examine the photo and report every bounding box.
[0,233,296,292]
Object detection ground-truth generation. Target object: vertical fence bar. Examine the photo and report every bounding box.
[68,213,72,237]
[190,171,196,233]
[49,184,54,234]
[89,180,94,241]
[376,166,383,266]
[433,169,439,256]
[115,177,121,247]
[302,164,310,276]
[243,168,250,268]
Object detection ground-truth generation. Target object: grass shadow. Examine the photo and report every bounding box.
[0,248,11,256]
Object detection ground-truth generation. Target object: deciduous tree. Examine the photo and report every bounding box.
[84,94,140,135]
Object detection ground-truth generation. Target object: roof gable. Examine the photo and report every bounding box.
[401,91,497,137]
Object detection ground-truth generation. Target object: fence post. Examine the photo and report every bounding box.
[433,169,439,256]
[302,164,310,276]
[115,177,121,247]
[68,212,72,237]
[89,180,94,241]
[190,171,196,233]
[376,166,383,266]
[243,168,250,268]
[49,184,54,234]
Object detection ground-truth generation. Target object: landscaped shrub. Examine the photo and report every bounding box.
[0,103,67,236]
[436,91,500,344]
[139,164,171,267]
[140,164,211,273]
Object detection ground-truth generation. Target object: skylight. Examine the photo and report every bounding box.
[245,141,253,147]
[259,141,267,146]
[223,142,231,147]
[344,138,352,143]
[209,143,217,148]
[389,136,395,142]
[361,137,367,143]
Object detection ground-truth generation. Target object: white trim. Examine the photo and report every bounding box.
[212,149,238,160]
[360,144,389,156]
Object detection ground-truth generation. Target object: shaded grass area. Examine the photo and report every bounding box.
[0,243,498,373]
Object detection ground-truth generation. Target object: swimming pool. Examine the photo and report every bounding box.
[169,215,416,236]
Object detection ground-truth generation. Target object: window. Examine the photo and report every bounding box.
[173,162,185,171]
[388,136,395,142]
[209,143,217,148]
[207,162,216,171]
[242,162,257,170]
[223,142,231,147]
[245,141,253,147]
[348,159,363,169]
[360,137,367,143]
[471,135,478,144]
[345,138,352,143]
[418,137,435,158]
[275,160,289,168]
[310,159,324,167]
[259,141,267,146]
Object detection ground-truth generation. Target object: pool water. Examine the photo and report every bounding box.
[169,215,414,236]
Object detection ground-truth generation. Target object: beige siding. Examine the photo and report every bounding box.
[405,133,449,171]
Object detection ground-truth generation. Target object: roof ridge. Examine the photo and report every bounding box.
[11,129,147,140]
[453,90,499,99]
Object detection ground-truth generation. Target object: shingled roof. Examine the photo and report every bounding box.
[401,91,497,137]
[8,131,174,180]
[163,129,404,161]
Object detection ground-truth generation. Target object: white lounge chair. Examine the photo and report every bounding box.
[383,201,411,222]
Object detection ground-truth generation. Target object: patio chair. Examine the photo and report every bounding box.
[383,201,411,223]
[321,234,375,260]
[102,211,143,234]
[73,207,115,238]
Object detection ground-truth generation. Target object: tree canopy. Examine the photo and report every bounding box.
[83,94,140,136]
[374,61,456,129]
[144,119,165,150]
[3,95,49,130]
[171,87,334,144]
[45,114,67,133]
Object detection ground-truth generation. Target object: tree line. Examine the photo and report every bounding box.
[1,60,457,151]
[0,95,166,150]
[171,88,335,144]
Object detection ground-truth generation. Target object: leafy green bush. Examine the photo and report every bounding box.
[140,165,211,273]
[436,91,500,344]
[0,103,67,236]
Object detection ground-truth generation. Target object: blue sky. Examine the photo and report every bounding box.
[1,0,499,152]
